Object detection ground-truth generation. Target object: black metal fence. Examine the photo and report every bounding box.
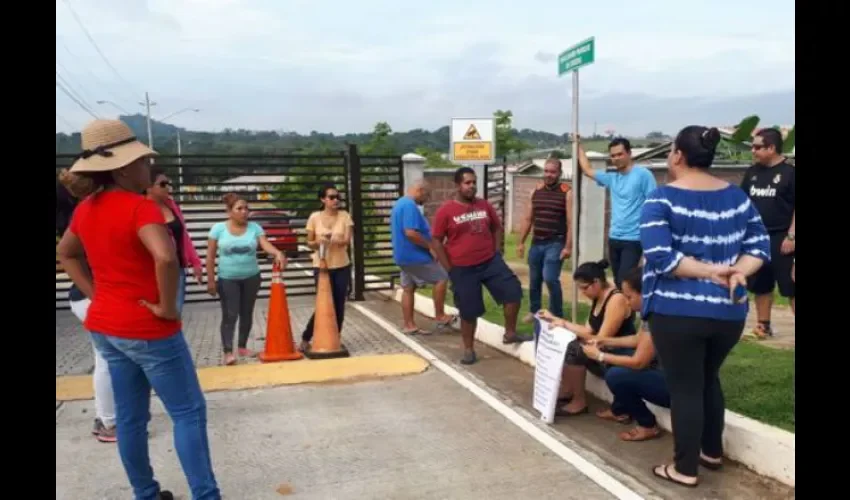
[484,158,508,252]
[55,146,403,310]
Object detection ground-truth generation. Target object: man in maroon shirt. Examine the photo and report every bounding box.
[432,167,524,364]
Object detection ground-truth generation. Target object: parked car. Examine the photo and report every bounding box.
[252,210,299,256]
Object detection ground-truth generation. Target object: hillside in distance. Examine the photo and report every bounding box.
[55,115,577,156]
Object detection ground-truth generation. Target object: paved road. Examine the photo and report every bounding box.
[56,371,615,500]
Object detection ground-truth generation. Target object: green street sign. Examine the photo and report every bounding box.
[558,37,595,76]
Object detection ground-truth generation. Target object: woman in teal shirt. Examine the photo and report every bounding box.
[207,193,286,366]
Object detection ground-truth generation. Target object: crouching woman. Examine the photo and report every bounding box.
[581,266,670,442]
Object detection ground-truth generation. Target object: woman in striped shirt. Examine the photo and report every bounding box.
[640,126,770,488]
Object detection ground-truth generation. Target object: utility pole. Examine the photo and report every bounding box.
[177,129,184,202]
[139,92,156,148]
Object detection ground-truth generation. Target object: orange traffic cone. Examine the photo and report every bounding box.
[259,262,303,363]
[304,244,350,359]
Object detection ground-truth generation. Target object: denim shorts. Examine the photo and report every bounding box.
[448,253,523,321]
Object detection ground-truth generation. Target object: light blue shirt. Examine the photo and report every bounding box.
[594,165,657,241]
[208,221,265,280]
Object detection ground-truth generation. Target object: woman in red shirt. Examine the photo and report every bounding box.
[57,119,220,500]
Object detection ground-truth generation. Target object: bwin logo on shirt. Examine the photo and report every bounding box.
[453,210,488,224]
[749,185,777,198]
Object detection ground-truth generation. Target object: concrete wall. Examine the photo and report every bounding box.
[402,155,749,264]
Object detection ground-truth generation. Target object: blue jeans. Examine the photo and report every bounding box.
[605,366,670,428]
[177,267,186,314]
[90,332,220,500]
[528,239,565,318]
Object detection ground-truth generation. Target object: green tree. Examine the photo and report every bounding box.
[414,146,457,169]
[494,109,530,159]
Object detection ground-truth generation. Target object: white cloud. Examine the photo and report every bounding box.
[56,0,795,134]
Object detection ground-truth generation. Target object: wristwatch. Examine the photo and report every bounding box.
[786,232,795,241]
[597,352,606,363]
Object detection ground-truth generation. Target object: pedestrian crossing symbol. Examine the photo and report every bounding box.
[463,125,481,140]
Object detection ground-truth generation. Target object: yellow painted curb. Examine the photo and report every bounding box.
[56,353,430,402]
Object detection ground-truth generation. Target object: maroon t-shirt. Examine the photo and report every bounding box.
[432,198,501,267]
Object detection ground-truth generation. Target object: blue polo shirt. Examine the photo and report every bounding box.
[390,196,433,266]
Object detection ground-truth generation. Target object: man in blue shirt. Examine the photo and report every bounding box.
[577,136,657,287]
[390,180,455,334]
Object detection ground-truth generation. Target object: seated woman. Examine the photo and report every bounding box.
[581,266,671,442]
[537,259,636,417]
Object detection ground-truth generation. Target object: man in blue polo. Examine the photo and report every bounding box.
[390,179,454,334]
[576,136,657,287]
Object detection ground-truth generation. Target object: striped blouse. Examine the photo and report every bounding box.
[640,184,771,321]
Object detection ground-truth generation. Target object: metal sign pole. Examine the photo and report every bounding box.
[570,70,580,322]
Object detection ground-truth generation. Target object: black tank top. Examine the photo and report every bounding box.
[588,289,637,337]
[166,214,186,268]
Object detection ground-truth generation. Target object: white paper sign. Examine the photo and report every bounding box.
[532,319,576,424]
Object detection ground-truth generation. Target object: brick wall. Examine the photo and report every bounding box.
[422,171,457,224]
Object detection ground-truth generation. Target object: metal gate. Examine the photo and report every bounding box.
[484,157,508,252]
[55,146,403,310]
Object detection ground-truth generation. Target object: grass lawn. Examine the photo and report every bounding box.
[503,232,791,308]
[416,285,795,432]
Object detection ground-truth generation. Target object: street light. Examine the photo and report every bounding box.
[157,108,201,202]
[158,107,201,122]
[95,100,131,116]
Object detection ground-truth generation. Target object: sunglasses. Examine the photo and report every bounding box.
[326,194,339,200]
[157,180,172,188]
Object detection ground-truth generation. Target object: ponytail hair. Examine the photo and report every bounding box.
[222,192,244,210]
[573,259,610,283]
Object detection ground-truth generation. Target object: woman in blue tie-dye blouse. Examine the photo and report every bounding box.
[639,126,770,488]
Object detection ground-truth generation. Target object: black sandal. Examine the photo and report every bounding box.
[699,455,723,471]
[652,464,698,488]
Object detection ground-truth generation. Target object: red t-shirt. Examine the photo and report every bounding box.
[432,198,501,267]
[69,190,182,340]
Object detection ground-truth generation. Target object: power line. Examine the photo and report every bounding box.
[55,61,97,111]
[56,70,94,113]
[56,36,134,112]
[60,0,141,101]
[56,78,99,119]
[56,113,76,131]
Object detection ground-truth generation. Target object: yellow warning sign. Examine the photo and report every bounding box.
[453,143,493,162]
[463,124,481,140]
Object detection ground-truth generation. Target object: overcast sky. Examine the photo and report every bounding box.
[56,0,795,136]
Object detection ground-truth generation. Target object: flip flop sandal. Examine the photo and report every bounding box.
[619,427,661,442]
[435,315,457,329]
[596,408,633,424]
[749,323,772,340]
[555,406,589,417]
[402,328,432,336]
[652,464,698,488]
[699,455,723,471]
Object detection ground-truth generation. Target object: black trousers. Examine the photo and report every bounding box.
[648,314,744,477]
[218,273,262,353]
[302,265,350,342]
[608,239,643,288]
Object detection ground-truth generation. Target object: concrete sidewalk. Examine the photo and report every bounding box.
[56,372,617,500]
[362,296,795,500]
[56,296,409,377]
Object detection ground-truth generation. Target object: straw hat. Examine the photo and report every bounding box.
[70,119,157,173]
